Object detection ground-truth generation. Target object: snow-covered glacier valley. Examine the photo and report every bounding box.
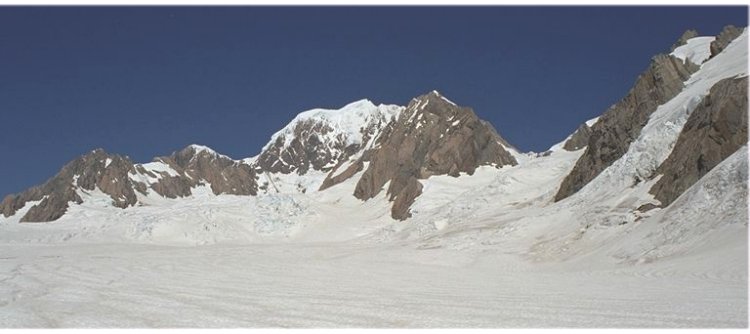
[0,28,747,328]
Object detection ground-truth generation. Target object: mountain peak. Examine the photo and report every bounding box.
[186,144,218,155]
[340,98,376,110]
[349,91,518,219]
[412,90,458,108]
[84,148,116,159]
[256,99,403,174]
[172,144,232,163]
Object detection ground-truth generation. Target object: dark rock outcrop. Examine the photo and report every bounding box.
[710,25,743,59]
[562,123,594,151]
[151,145,258,197]
[1,149,144,222]
[649,76,748,207]
[554,51,698,202]
[350,91,518,219]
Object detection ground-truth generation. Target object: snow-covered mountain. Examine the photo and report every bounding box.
[252,99,403,174]
[0,25,747,328]
[0,26,747,259]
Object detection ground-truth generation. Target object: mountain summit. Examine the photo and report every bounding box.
[349,90,518,219]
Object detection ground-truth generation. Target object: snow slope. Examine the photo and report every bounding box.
[671,36,716,65]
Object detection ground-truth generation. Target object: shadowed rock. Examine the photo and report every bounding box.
[710,25,744,59]
[649,76,748,208]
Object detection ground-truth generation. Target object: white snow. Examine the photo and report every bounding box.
[585,116,600,127]
[671,36,716,65]
[139,161,179,177]
[432,90,457,105]
[260,100,403,153]
[186,144,233,160]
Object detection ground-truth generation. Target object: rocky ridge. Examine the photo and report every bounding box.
[710,25,744,59]
[1,145,259,222]
[554,29,729,202]
[1,150,141,222]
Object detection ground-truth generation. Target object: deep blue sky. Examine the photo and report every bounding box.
[0,6,746,196]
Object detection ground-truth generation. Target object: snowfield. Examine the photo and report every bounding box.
[0,241,745,328]
[0,32,747,328]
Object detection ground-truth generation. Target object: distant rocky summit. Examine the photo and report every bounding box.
[350,91,518,219]
[1,145,258,222]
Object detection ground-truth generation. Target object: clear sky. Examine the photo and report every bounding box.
[0,6,746,197]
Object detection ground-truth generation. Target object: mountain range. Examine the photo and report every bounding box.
[0,26,747,259]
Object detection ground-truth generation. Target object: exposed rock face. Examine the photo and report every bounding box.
[154,145,258,197]
[671,29,699,51]
[255,100,401,175]
[562,123,593,151]
[710,25,743,58]
[390,177,424,220]
[1,149,143,222]
[649,76,748,207]
[318,159,365,191]
[554,52,697,202]
[351,91,518,219]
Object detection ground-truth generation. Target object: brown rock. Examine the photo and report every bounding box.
[562,123,593,151]
[319,159,365,191]
[390,176,423,220]
[352,91,518,219]
[2,145,259,222]
[649,76,748,207]
[554,53,697,202]
[154,145,258,197]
